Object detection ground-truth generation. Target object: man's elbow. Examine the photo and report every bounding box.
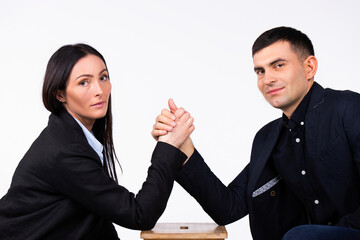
[138,219,157,230]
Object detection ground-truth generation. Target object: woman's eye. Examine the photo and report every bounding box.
[100,75,108,81]
[79,80,88,86]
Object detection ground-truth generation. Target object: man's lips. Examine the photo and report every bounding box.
[266,87,284,95]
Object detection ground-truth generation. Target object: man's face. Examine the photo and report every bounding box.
[253,41,314,117]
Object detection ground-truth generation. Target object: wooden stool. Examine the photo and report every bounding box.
[140,222,227,240]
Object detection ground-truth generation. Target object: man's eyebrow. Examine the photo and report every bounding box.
[254,58,287,72]
[269,58,287,66]
[254,66,264,72]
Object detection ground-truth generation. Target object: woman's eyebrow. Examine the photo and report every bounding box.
[76,74,93,80]
[76,68,108,80]
[99,68,108,75]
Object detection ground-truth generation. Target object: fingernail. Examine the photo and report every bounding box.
[168,126,172,131]
[171,122,176,126]
[171,116,175,120]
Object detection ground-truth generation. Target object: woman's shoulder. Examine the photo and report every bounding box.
[18,111,92,169]
[12,112,100,187]
[47,111,86,143]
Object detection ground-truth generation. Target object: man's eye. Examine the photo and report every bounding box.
[256,70,264,75]
[275,63,283,68]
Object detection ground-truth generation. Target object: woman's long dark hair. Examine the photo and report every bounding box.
[42,43,119,182]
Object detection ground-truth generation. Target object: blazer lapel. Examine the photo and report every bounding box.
[51,110,104,167]
[249,119,283,191]
[305,82,325,166]
[308,82,325,111]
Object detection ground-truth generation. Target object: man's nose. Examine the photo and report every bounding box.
[263,71,276,85]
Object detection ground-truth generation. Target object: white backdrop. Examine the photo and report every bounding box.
[1,1,360,239]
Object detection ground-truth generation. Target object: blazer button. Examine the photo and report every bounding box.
[270,190,276,197]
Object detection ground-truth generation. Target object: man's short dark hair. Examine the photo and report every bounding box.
[252,26,314,60]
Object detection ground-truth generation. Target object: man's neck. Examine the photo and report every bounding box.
[283,80,314,119]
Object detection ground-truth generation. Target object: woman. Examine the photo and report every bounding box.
[0,44,194,239]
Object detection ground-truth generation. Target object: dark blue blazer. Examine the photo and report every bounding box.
[177,82,360,240]
[0,110,187,240]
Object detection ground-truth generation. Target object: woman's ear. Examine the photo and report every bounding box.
[56,90,66,103]
[304,55,318,80]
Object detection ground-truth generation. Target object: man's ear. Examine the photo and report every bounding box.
[56,90,66,103]
[304,55,318,80]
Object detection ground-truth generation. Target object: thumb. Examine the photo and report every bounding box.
[168,98,178,113]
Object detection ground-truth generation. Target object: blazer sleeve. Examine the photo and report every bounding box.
[176,149,249,225]
[45,141,187,230]
[336,92,360,228]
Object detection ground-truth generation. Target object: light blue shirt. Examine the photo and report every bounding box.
[73,117,104,165]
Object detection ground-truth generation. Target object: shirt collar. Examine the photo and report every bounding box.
[73,117,104,165]
[282,85,314,130]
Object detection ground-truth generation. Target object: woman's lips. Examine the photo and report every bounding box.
[91,101,105,108]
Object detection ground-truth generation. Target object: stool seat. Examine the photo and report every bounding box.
[140,222,227,239]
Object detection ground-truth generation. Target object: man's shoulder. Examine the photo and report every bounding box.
[324,87,360,101]
[320,87,360,112]
[308,82,360,113]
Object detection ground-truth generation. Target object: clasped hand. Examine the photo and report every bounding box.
[152,99,195,158]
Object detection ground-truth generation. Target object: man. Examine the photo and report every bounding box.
[153,26,360,240]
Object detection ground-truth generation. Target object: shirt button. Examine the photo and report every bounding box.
[295,138,300,143]
[300,121,304,126]
[314,200,319,205]
[301,170,306,175]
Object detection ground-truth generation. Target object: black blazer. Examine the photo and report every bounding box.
[176,82,360,240]
[0,110,187,240]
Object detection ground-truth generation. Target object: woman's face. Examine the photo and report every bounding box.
[57,54,111,130]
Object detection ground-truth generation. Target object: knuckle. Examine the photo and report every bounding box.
[158,116,167,124]
[158,115,167,123]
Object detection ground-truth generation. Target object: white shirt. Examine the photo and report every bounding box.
[73,117,104,165]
